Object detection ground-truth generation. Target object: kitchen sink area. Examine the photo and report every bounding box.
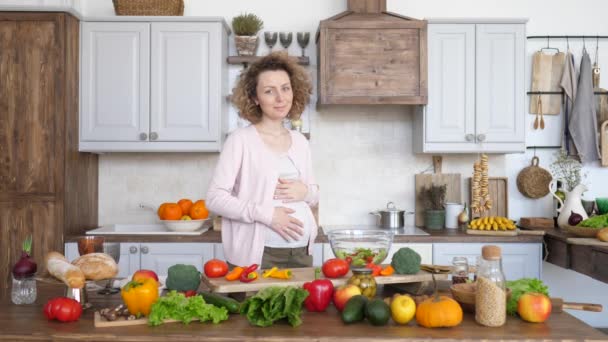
[86,223,210,235]
[321,225,430,236]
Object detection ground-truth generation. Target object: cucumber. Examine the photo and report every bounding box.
[199,291,241,314]
[341,295,368,324]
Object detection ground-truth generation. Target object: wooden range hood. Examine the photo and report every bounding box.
[317,0,427,105]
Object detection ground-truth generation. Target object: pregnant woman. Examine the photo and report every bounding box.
[206,52,319,269]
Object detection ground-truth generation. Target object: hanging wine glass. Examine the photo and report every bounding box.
[279,32,293,51]
[296,32,310,57]
[264,32,278,52]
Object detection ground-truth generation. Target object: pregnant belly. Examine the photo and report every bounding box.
[266,201,312,246]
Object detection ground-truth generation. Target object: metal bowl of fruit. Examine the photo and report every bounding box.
[327,229,393,269]
[161,219,209,232]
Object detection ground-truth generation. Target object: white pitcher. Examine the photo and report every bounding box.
[549,179,588,228]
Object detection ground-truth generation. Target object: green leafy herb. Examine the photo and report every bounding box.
[506,278,549,316]
[148,291,228,326]
[240,286,309,327]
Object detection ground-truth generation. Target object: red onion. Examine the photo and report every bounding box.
[12,235,37,279]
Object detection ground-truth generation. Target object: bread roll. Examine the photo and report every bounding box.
[45,251,86,289]
[71,253,118,280]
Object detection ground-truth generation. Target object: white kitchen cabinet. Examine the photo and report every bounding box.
[65,242,215,277]
[80,19,229,152]
[432,243,542,280]
[414,19,526,153]
[321,243,433,265]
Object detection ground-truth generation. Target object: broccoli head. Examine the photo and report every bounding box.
[390,247,421,275]
[166,264,201,291]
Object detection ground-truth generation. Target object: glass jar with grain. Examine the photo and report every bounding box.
[475,245,507,327]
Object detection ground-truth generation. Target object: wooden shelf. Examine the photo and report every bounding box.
[227,55,310,66]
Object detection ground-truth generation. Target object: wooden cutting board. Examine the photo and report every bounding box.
[466,229,545,237]
[415,173,462,227]
[201,268,448,294]
[601,120,608,167]
[529,51,566,114]
[519,217,555,230]
[93,312,200,327]
[468,177,508,218]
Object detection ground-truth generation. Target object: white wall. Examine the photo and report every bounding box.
[81,0,608,327]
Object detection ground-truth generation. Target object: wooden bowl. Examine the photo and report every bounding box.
[450,282,512,313]
[562,225,604,238]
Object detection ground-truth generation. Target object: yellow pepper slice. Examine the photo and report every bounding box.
[269,269,292,279]
[262,267,278,278]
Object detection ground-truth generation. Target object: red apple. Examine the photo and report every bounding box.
[132,269,159,283]
[517,292,552,323]
[333,284,362,312]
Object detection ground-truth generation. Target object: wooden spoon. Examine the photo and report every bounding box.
[551,297,603,313]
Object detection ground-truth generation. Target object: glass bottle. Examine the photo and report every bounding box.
[11,274,37,305]
[475,245,507,327]
[347,269,377,299]
[451,257,469,284]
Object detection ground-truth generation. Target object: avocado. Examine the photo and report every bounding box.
[365,299,391,326]
[341,295,368,324]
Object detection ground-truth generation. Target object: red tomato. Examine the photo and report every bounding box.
[43,297,82,322]
[204,259,229,278]
[322,258,350,278]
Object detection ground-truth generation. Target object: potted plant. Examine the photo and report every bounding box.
[232,13,264,56]
[419,184,447,230]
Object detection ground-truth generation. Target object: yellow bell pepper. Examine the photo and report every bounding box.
[120,278,159,316]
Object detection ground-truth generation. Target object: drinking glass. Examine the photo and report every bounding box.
[279,32,293,50]
[264,32,278,52]
[77,236,104,255]
[296,32,310,57]
[97,243,121,295]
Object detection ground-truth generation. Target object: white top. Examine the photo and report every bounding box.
[264,155,312,248]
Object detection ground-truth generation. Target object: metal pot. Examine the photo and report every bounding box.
[370,202,413,229]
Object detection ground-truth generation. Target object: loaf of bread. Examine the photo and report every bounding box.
[71,253,118,280]
[45,252,86,289]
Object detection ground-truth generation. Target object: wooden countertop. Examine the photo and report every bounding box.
[1,283,605,342]
[65,228,544,244]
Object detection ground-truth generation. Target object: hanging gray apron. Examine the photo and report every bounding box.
[569,51,600,163]
[560,52,578,155]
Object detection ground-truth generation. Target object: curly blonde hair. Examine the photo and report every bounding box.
[232,52,312,124]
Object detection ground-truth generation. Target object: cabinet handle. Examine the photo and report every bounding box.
[139,132,148,141]
[150,132,158,141]
[140,246,149,254]
[465,134,475,142]
[477,134,486,142]
[129,246,138,254]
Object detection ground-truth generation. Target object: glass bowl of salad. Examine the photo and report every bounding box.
[327,229,393,269]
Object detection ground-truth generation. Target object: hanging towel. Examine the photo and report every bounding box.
[569,51,600,163]
[560,52,578,155]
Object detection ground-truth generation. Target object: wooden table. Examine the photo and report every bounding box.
[0,284,605,341]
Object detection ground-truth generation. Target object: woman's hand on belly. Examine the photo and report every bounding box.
[275,179,308,203]
[270,206,304,241]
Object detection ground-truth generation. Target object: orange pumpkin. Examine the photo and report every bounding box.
[161,203,183,220]
[177,199,193,216]
[415,295,463,328]
[189,200,209,219]
[157,203,170,219]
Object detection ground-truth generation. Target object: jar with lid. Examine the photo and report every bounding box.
[347,269,377,299]
[451,256,469,284]
[475,245,507,327]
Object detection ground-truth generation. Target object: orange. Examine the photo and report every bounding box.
[177,199,193,216]
[157,202,170,219]
[189,200,209,219]
[161,203,182,220]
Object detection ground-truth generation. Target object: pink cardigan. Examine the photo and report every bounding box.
[206,125,319,266]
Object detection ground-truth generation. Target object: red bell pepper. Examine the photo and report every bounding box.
[302,269,334,312]
[239,264,259,283]
[366,262,382,277]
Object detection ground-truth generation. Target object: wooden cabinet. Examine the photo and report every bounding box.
[317,0,427,105]
[432,243,542,280]
[0,12,98,300]
[414,20,526,153]
[66,242,215,277]
[80,19,229,152]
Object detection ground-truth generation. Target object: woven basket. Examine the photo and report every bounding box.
[112,0,184,16]
[562,224,603,237]
[516,156,553,199]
